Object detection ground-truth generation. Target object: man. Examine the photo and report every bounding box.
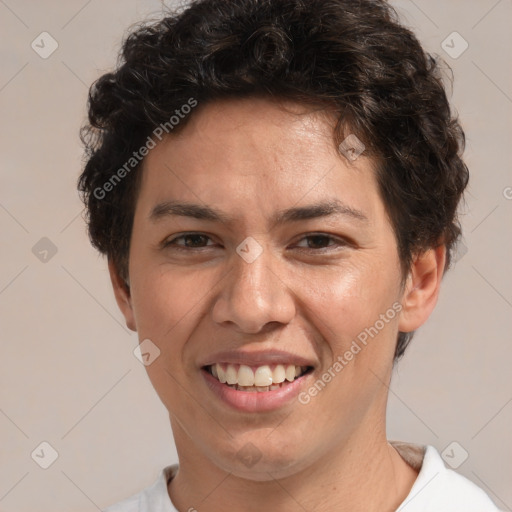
[79,0,501,510]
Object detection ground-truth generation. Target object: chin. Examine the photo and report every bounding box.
[213,437,313,481]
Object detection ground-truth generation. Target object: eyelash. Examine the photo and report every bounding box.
[162,232,350,253]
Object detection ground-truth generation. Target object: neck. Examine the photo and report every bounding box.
[167,421,418,512]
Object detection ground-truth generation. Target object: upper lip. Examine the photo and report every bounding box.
[199,349,316,368]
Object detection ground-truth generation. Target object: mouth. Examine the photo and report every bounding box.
[202,363,314,392]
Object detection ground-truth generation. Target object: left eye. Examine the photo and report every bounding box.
[294,234,345,250]
[163,233,346,251]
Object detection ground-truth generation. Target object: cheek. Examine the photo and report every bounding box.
[131,264,202,335]
[129,266,211,410]
[129,265,212,381]
[296,256,401,350]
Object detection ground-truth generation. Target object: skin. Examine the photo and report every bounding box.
[110,97,446,511]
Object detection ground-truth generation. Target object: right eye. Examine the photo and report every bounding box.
[162,233,217,251]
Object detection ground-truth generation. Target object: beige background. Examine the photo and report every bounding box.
[0,0,511,510]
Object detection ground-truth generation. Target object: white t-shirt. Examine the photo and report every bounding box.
[103,441,501,511]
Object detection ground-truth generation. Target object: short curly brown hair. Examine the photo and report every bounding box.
[78,0,469,361]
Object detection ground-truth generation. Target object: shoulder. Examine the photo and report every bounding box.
[103,494,139,512]
[392,442,501,512]
[102,465,178,512]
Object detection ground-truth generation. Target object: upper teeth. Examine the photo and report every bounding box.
[210,363,306,387]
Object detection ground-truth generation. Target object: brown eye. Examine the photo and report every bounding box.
[294,234,348,251]
[163,233,214,250]
[304,235,333,249]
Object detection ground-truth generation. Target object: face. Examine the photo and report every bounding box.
[112,97,441,480]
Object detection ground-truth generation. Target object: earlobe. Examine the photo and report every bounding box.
[398,245,446,333]
[108,259,137,332]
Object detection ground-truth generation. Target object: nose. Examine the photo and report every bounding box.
[211,244,296,334]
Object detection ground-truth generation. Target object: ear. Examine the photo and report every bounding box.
[108,259,137,332]
[398,245,446,333]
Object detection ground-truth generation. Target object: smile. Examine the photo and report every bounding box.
[204,363,312,392]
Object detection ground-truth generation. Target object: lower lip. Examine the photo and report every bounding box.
[201,368,311,412]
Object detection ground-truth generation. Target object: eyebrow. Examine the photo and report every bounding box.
[149,199,368,226]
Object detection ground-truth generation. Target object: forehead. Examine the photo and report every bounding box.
[136,97,383,227]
